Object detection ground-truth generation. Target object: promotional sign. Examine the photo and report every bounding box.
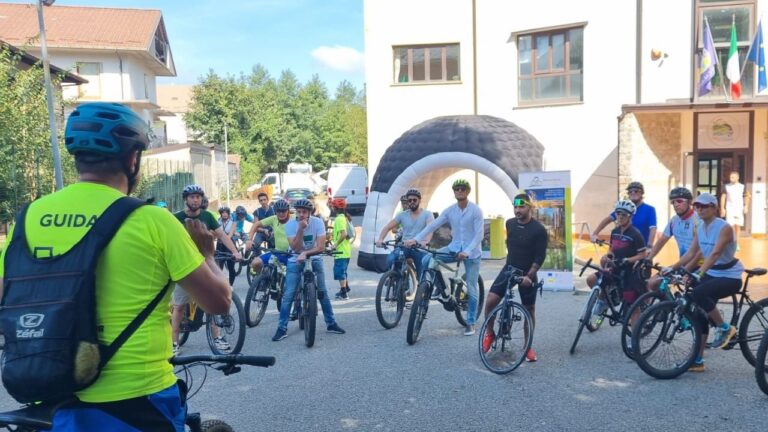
[519,171,573,291]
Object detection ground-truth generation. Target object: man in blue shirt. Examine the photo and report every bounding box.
[591,181,657,248]
[405,179,484,336]
[252,193,276,254]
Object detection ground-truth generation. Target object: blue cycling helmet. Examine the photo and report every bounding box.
[65,103,150,157]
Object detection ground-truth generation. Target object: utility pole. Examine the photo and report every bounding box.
[37,0,63,190]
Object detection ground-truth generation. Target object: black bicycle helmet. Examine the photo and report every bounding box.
[669,187,693,201]
[626,181,644,192]
[400,195,408,203]
[405,188,422,199]
[182,184,205,199]
[273,199,290,212]
[235,205,247,215]
[293,198,313,210]
[219,206,231,214]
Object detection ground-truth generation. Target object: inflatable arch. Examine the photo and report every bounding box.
[358,115,545,272]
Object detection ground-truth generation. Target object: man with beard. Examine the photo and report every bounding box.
[376,189,434,280]
[481,193,547,362]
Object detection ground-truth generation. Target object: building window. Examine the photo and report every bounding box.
[76,62,101,99]
[517,27,583,105]
[696,1,755,99]
[393,44,460,84]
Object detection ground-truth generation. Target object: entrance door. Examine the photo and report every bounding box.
[695,151,750,232]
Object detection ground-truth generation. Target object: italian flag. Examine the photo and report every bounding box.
[726,20,742,100]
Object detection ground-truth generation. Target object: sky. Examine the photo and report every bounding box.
[34,0,365,93]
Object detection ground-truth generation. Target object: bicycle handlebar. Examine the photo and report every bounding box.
[171,354,276,368]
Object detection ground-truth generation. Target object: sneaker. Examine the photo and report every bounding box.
[172,343,180,356]
[213,337,230,351]
[688,360,705,372]
[710,325,737,349]
[272,328,287,341]
[525,348,538,362]
[482,329,495,353]
[464,325,476,336]
[592,299,607,316]
[327,323,346,334]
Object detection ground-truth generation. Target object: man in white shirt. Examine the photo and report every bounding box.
[405,179,484,336]
[720,170,750,249]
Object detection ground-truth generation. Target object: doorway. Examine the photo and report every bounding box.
[695,151,750,233]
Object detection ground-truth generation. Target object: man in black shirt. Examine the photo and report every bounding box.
[482,193,548,362]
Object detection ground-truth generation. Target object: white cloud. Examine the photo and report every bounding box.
[311,45,364,73]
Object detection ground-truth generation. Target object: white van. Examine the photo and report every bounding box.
[327,163,368,214]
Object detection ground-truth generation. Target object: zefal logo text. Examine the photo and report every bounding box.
[17,314,45,338]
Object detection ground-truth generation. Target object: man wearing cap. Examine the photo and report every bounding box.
[591,181,657,248]
[481,193,547,362]
[664,192,743,372]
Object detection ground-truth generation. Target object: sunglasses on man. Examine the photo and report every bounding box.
[513,198,531,207]
[453,186,468,192]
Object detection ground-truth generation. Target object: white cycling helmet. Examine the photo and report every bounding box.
[614,199,636,215]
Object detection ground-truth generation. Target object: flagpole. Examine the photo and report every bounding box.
[716,22,730,102]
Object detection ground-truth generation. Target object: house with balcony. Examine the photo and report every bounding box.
[364,0,768,237]
[0,2,176,147]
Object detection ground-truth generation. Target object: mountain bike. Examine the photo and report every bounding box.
[755,328,768,395]
[244,248,289,327]
[477,266,536,374]
[631,267,767,379]
[0,353,276,431]
[293,249,341,348]
[570,256,639,355]
[179,254,246,355]
[374,239,418,329]
[406,246,485,345]
[232,234,256,284]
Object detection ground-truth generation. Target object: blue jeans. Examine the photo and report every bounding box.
[278,258,337,331]
[386,247,425,280]
[421,247,481,326]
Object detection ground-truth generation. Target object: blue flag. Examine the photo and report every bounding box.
[747,20,767,93]
[699,18,717,97]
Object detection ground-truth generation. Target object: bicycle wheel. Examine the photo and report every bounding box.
[178,304,192,346]
[303,281,318,348]
[632,301,701,379]
[245,255,257,286]
[755,329,768,395]
[587,284,614,332]
[406,281,432,345]
[376,271,404,329]
[245,274,271,327]
[478,301,533,374]
[738,298,768,366]
[201,419,235,432]
[405,263,417,299]
[206,292,246,355]
[621,291,665,360]
[454,275,485,326]
[570,288,599,355]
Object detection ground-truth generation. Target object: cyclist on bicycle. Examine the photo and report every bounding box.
[330,198,353,300]
[405,179,484,336]
[246,199,292,275]
[216,206,238,286]
[272,199,346,341]
[664,192,744,371]
[0,102,231,431]
[252,193,275,256]
[645,187,701,291]
[587,200,647,316]
[483,193,548,361]
[376,188,434,280]
[591,181,657,249]
[233,205,254,243]
[172,184,242,353]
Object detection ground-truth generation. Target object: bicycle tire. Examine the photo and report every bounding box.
[587,282,616,332]
[406,281,432,345]
[245,259,257,286]
[754,329,768,395]
[245,274,271,327]
[454,275,485,327]
[478,301,533,374]
[303,280,317,348]
[206,292,246,355]
[621,291,665,360]
[632,301,701,379]
[178,304,192,346]
[376,271,404,329]
[738,297,768,366]
[201,419,235,432]
[570,288,599,355]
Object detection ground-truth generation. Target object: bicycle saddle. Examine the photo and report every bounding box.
[0,398,75,429]
[746,268,767,276]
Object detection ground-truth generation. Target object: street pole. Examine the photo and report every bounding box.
[36,0,63,190]
[224,124,230,207]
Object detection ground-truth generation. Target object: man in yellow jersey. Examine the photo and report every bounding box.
[0,103,231,431]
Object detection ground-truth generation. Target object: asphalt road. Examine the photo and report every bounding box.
[0,251,765,431]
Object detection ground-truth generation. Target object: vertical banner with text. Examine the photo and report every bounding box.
[519,171,573,291]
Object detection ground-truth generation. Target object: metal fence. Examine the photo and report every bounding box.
[137,158,193,212]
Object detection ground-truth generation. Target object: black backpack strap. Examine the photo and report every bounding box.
[99,280,172,367]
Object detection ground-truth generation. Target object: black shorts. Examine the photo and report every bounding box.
[490,271,538,306]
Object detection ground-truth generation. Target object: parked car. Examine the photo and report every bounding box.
[283,188,313,212]
[326,163,368,214]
